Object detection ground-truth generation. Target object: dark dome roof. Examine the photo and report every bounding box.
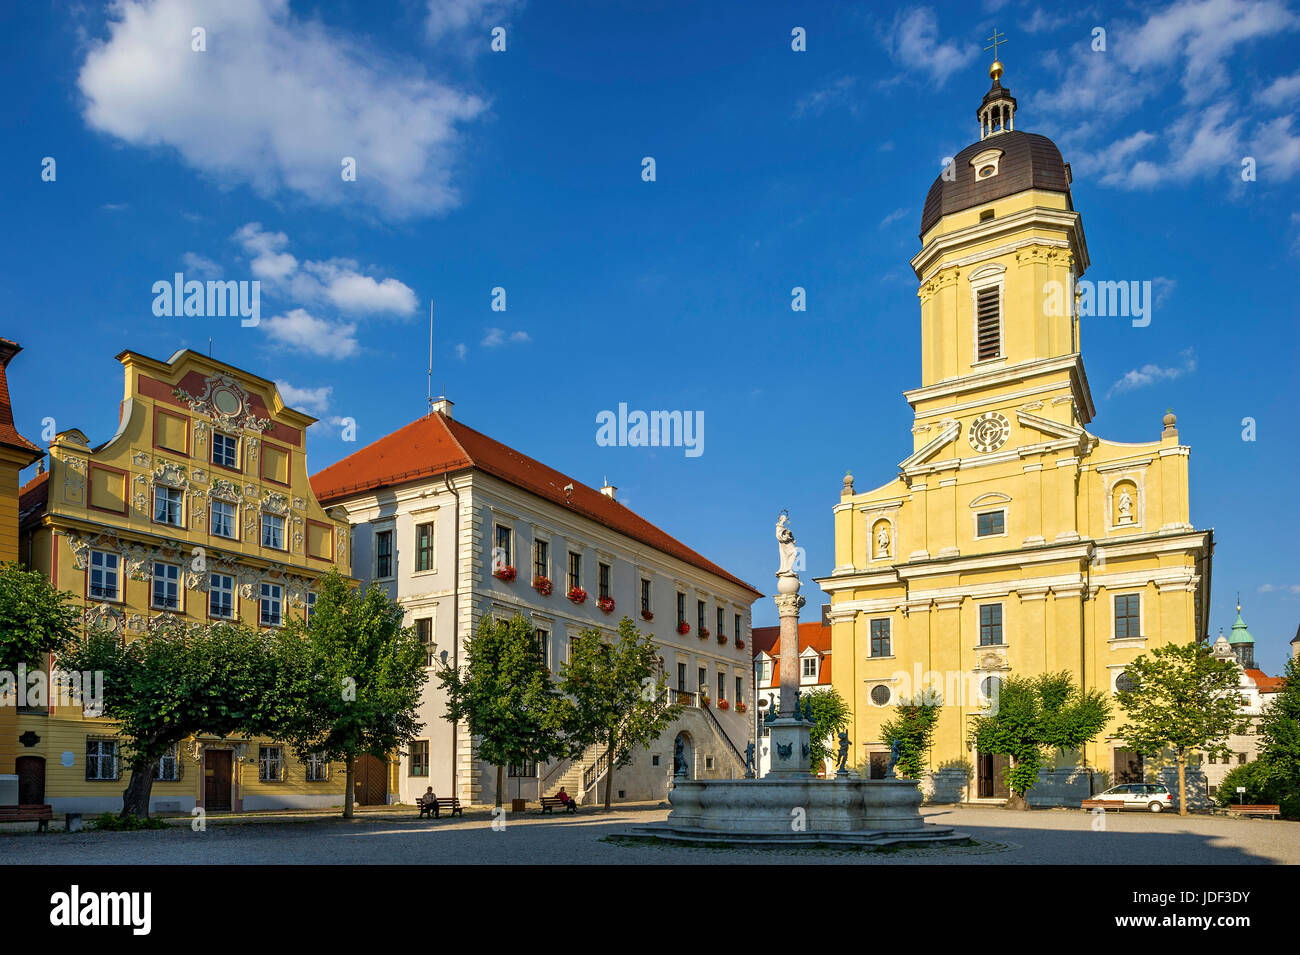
[919,131,1072,238]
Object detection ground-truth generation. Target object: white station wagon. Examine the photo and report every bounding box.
[1092,783,1175,812]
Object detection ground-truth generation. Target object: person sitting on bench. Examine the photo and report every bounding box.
[556,787,574,810]
[418,788,438,817]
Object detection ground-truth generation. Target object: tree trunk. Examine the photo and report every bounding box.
[495,764,504,809]
[1006,792,1028,811]
[1176,750,1188,816]
[121,764,155,820]
[343,753,356,819]
[603,732,616,809]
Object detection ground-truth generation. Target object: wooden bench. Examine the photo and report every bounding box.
[539,795,577,814]
[0,804,53,831]
[417,796,463,819]
[1227,804,1279,819]
[1081,799,1113,811]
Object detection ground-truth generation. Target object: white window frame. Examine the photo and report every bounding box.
[974,508,1008,539]
[1111,591,1144,642]
[978,601,1005,647]
[260,582,284,628]
[261,513,285,550]
[211,431,239,469]
[493,522,514,572]
[151,561,181,611]
[305,752,329,782]
[305,590,317,625]
[209,572,236,620]
[211,499,238,540]
[89,549,120,602]
[258,745,284,782]
[153,485,184,527]
[800,651,819,683]
[154,743,181,781]
[374,525,395,580]
[869,617,892,658]
[969,265,1006,366]
[86,738,119,780]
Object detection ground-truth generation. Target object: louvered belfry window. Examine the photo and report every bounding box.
[976,286,1001,360]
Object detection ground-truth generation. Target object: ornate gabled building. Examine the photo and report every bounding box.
[1,338,44,803]
[1206,603,1284,797]
[815,59,1213,803]
[17,349,355,814]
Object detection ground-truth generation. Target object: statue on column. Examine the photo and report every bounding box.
[775,511,798,577]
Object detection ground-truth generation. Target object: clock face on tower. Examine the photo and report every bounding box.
[967,412,1011,453]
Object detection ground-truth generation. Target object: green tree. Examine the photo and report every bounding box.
[561,617,683,808]
[437,612,569,809]
[1116,641,1246,816]
[0,561,81,674]
[805,687,851,774]
[881,693,943,780]
[274,571,428,818]
[969,672,1111,809]
[59,618,287,819]
[1211,761,1288,812]
[1254,655,1300,819]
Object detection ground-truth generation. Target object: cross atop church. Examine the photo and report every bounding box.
[985,28,1007,61]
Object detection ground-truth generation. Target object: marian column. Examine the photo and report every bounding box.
[769,512,811,774]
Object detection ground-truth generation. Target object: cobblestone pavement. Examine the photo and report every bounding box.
[2,804,1296,865]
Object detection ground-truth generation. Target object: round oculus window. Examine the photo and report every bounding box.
[1115,672,1139,693]
[979,165,995,178]
[870,684,891,706]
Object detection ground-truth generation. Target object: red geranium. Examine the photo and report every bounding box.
[735,701,748,714]
[735,639,746,649]
[597,596,615,614]
[533,575,553,596]
[493,565,517,582]
[641,608,655,622]
[676,621,691,635]
[717,699,730,711]
[567,586,588,604]
[717,634,728,645]
[699,627,711,640]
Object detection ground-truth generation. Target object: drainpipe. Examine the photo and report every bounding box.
[443,469,460,800]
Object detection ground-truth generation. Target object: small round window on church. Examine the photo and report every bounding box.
[870,685,891,706]
[1116,672,1138,694]
[979,165,995,178]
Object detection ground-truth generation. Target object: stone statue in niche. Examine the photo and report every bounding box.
[1117,487,1134,524]
[876,523,890,558]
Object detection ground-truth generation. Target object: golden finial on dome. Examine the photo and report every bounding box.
[985,28,1007,81]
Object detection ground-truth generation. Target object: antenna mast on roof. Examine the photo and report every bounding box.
[426,300,434,417]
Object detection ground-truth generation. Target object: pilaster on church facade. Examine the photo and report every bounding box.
[815,59,1212,804]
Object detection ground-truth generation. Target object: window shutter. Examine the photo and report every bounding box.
[976,286,1001,360]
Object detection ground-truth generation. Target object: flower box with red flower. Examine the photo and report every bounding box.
[717,699,730,711]
[735,639,745,649]
[641,608,655,622]
[735,701,748,714]
[716,633,728,645]
[567,586,587,604]
[596,596,616,615]
[676,621,691,635]
[698,627,711,640]
[700,695,711,708]
[493,565,517,582]
[532,575,553,596]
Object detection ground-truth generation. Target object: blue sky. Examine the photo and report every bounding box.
[2,0,1298,667]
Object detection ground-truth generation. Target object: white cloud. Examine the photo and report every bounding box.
[181,251,222,279]
[78,0,488,218]
[274,380,333,416]
[454,343,468,360]
[233,223,418,316]
[481,327,530,347]
[1257,71,1300,108]
[882,8,978,89]
[879,207,909,228]
[794,76,858,117]
[426,0,522,41]
[263,309,359,359]
[1253,114,1300,180]
[1107,348,1198,397]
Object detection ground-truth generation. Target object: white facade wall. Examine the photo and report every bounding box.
[339,468,758,806]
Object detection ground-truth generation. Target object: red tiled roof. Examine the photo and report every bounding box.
[0,339,42,459]
[18,469,49,530]
[1246,669,1285,694]
[310,412,761,597]
[750,620,832,686]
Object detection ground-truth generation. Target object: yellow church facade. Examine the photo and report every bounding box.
[17,348,369,814]
[815,62,1213,802]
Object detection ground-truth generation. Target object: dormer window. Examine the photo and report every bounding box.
[969,148,1004,181]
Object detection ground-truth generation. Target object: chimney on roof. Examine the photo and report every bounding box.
[600,478,617,500]
[431,397,454,418]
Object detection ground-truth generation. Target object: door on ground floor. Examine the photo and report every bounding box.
[354,755,388,806]
[1113,748,1144,784]
[868,752,889,780]
[16,755,45,805]
[204,749,233,811]
[977,752,1010,799]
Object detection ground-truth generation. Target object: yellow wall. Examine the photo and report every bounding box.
[18,349,363,812]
